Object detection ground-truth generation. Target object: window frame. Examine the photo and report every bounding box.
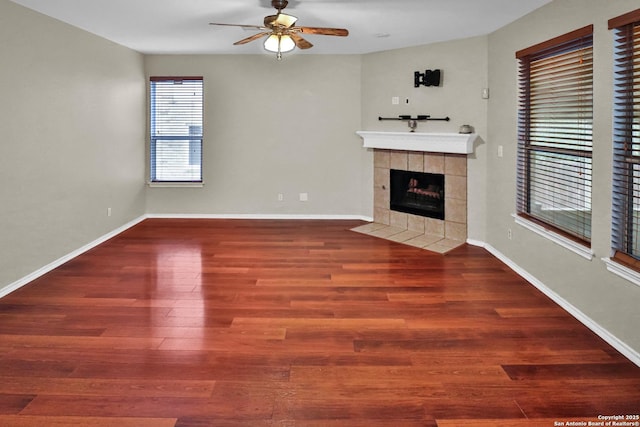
[515,25,594,248]
[609,9,640,270]
[149,76,204,185]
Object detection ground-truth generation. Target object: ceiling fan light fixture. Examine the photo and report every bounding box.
[264,34,296,58]
[274,13,297,28]
[279,35,296,52]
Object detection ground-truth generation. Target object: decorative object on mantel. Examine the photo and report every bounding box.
[414,69,441,87]
[378,115,450,132]
[459,124,474,134]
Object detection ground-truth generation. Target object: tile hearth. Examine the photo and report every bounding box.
[351,222,465,254]
[353,149,468,255]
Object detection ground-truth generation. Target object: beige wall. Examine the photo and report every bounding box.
[144,54,364,217]
[487,0,640,353]
[0,0,146,291]
[361,36,489,241]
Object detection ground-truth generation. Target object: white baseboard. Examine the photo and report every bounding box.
[146,213,373,221]
[0,215,146,299]
[467,239,640,367]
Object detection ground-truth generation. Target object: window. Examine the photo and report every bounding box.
[610,9,640,268]
[516,26,594,245]
[149,77,203,183]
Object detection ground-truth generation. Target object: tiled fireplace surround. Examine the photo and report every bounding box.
[353,149,468,254]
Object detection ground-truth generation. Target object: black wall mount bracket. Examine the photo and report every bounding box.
[378,115,450,132]
[378,115,450,122]
[414,69,441,87]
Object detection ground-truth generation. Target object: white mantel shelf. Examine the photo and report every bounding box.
[356,131,478,154]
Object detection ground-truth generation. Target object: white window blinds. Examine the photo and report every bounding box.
[150,77,203,183]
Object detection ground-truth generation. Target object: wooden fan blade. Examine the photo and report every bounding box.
[209,22,267,30]
[298,27,349,37]
[291,33,313,49]
[233,32,271,45]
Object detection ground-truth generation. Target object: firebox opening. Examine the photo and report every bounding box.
[390,169,445,220]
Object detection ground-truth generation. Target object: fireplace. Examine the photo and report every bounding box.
[356,131,475,249]
[390,169,445,220]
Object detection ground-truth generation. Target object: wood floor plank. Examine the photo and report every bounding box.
[0,377,215,398]
[0,415,177,427]
[502,362,640,381]
[0,218,638,425]
[20,395,274,420]
[271,398,430,422]
[0,334,164,350]
[101,325,287,340]
[0,394,35,415]
[288,365,512,386]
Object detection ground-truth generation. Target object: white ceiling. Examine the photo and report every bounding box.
[9,0,552,55]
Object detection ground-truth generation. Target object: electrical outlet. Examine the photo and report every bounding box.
[277,193,284,202]
[299,193,308,202]
[107,207,112,217]
[508,228,512,240]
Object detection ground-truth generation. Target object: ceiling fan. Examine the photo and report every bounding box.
[209,0,349,60]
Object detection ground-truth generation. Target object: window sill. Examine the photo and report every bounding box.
[148,182,204,188]
[602,258,640,288]
[512,213,594,260]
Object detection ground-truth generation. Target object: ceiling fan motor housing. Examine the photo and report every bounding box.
[272,0,288,11]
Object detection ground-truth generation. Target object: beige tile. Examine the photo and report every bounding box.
[445,175,467,201]
[404,234,443,248]
[424,153,445,174]
[373,207,390,225]
[423,243,451,254]
[374,168,390,209]
[438,238,465,248]
[407,215,425,233]
[389,211,408,229]
[374,186,390,209]
[369,226,406,238]
[408,152,424,172]
[445,198,467,224]
[445,154,467,176]
[374,167,389,189]
[445,221,467,242]
[390,150,408,170]
[425,241,463,254]
[424,237,465,253]
[374,150,390,168]
[425,218,445,237]
[387,230,423,243]
[351,222,389,234]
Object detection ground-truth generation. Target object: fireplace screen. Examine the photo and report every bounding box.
[390,169,445,220]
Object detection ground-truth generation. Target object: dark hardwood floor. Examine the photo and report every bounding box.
[1,219,639,426]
